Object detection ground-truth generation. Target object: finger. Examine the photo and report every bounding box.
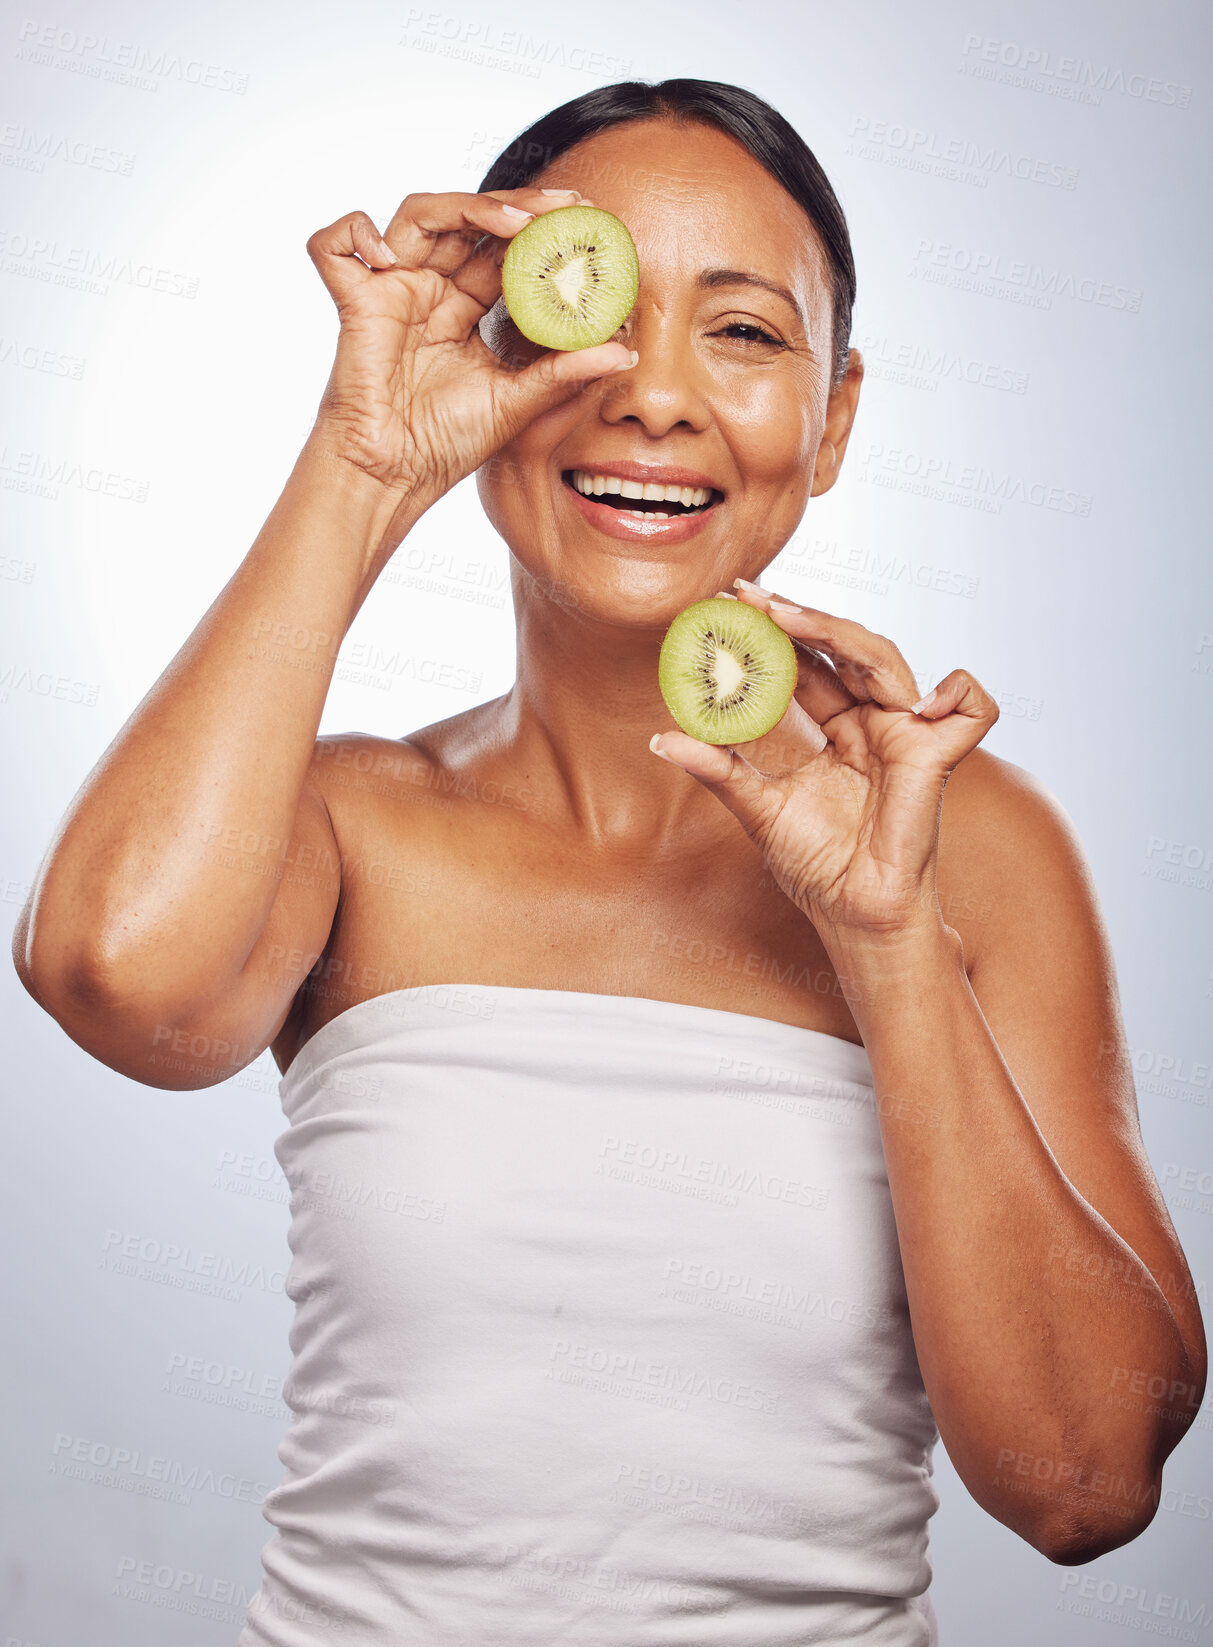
[423,279,505,345]
[439,191,601,286]
[381,188,597,278]
[447,238,505,311]
[648,732,783,841]
[489,342,640,445]
[381,191,537,275]
[910,668,1001,766]
[448,188,608,324]
[791,644,856,724]
[733,579,920,709]
[712,588,856,724]
[306,210,399,308]
[477,191,602,272]
[723,692,830,779]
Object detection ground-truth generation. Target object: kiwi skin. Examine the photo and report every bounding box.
[501,204,639,351]
[658,597,798,746]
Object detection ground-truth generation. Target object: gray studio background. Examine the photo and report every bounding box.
[3,0,1211,1641]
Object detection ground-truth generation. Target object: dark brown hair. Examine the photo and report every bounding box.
[477,78,856,382]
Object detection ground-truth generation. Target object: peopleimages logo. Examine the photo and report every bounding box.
[397,9,632,79]
[0,228,199,298]
[909,238,1142,314]
[855,330,1028,396]
[959,34,1192,108]
[848,116,1078,190]
[859,442,1093,518]
[15,19,250,94]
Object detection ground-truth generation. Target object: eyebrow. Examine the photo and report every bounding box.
[697,267,805,325]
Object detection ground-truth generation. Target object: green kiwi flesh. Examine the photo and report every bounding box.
[501,205,639,350]
[658,597,798,745]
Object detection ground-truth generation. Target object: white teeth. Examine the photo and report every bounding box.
[570,469,714,506]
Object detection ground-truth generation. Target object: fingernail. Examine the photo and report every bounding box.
[714,590,739,600]
[540,188,581,198]
[769,600,801,615]
[500,204,534,220]
[910,687,938,715]
[608,350,639,373]
[733,577,763,594]
[649,733,677,764]
[378,238,399,264]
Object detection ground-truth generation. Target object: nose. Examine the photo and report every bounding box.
[597,305,711,438]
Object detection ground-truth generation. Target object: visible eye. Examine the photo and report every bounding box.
[713,321,785,347]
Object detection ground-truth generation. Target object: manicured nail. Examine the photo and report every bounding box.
[714,590,738,600]
[378,238,399,264]
[911,687,939,715]
[541,188,581,197]
[769,600,801,615]
[500,204,534,220]
[733,577,763,594]
[649,733,677,764]
[608,350,639,372]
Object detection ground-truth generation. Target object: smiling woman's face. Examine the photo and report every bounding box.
[476,116,862,627]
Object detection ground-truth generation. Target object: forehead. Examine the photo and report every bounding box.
[530,117,831,326]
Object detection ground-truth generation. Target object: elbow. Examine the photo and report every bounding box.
[1031,1486,1161,1566]
[17,910,133,1024]
[16,915,202,1087]
[1037,1515,1154,1566]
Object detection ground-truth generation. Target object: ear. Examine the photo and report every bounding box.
[810,348,864,497]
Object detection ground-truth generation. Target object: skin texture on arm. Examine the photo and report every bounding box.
[653,583,1206,1562]
[9,453,394,1086]
[840,755,1206,1562]
[12,183,635,1089]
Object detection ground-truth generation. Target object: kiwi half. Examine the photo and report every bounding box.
[501,205,639,351]
[658,597,798,745]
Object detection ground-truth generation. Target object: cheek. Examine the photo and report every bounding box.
[720,369,822,484]
[476,465,532,551]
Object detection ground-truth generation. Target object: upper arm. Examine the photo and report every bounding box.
[215,772,344,1075]
[940,750,1208,1398]
[19,751,343,1093]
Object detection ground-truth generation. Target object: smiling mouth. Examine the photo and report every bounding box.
[562,469,723,520]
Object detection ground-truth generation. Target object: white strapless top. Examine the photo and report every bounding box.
[238,984,940,1646]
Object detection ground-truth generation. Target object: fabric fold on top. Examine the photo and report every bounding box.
[238,983,940,1647]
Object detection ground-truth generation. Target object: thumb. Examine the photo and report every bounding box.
[648,730,781,842]
[492,343,638,443]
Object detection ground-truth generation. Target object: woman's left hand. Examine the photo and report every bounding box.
[649,580,1001,951]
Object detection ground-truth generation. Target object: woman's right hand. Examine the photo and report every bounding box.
[304,187,637,510]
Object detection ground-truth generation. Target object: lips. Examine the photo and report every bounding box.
[559,463,724,543]
[565,468,718,517]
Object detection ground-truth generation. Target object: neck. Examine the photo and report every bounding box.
[496,578,730,852]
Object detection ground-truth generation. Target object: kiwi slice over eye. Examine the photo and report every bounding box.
[658,597,798,745]
[500,204,639,351]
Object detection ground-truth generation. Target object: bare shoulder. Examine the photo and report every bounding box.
[303,700,510,818]
[934,745,1207,1396]
[936,744,1099,973]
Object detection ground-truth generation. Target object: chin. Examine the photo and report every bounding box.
[516,556,723,633]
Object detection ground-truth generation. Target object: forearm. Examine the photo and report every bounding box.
[20,438,418,999]
[830,921,1192,1553]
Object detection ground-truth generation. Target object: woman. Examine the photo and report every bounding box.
[13,78,1205,1646]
